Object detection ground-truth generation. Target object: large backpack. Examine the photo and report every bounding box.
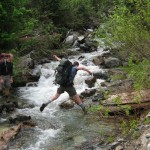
[54,58,72,86]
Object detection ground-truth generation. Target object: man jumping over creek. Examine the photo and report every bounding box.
[40,55,92,114]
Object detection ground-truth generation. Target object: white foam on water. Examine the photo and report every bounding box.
[17,48,108,150]
[22,128,61,150]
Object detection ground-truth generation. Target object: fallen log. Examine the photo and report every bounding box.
[99,101,150,116]
[97,89,150,116]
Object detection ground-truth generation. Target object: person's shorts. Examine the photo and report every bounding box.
[57,85,77,97]
[0,75,11,89]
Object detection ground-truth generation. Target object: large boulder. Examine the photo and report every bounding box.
[104,57,121,68]
[80,89,96,98]
[92,55,104,66]
[59,100,74,109]
[93,70,110,80]
[9,115,31,124]
[85,76,96,88]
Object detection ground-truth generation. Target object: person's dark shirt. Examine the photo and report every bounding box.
[0,60,13,76]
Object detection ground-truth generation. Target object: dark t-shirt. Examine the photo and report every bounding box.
[0,60,13,76]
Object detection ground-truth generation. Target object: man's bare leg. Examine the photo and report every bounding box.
[5,88,10,97]
[72,94,82,104]
[72,94,87,114]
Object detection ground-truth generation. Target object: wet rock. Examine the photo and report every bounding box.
[77,36,85,43]
[72,40,80,48]
[101,79,133,93]
[104,57,121,68]
[93,71,109,80]
[87,29,94,32]
[117,138,125,142]
[108,68,127,79]
[9,115,31,124]
[74,136,86,147]
[146,112,150,118]
[115,145,124,150]
[78,55,85,60]
[26,82,37,87]
[65,35,74,45]
[0,101,18,113]
[37,58,51,65]
[23,120,37,127]
[147,143,150,150]
[18,55,35,69]
[81,89,96,98]
[92,55,104,66]
[103,47,111,52]
[85,76,96,88]
[109,141,120,149]
[20,103,35,109]
[92,93,105,102]
[13,72,40,87]
[59,100,74,109]
[79,43,89,52]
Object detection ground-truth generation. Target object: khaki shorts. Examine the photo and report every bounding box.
[0,75,11,89]
[57,85,77,97]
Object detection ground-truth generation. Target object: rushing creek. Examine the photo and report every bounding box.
[8,47,119,150]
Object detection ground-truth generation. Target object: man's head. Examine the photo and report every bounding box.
[8,53,13,62]
[0,53,9,61]
[4,53,13,62]
[73,61,79,66]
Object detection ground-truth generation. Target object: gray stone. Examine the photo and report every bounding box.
[115,145,124,150]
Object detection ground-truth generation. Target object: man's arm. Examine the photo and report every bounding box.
[10,63,13,83]
[77,66,92,75]
[0,62,2,78]
[0,62,4,83]
[53,55,61,61]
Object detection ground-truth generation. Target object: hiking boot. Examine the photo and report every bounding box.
[40,103,48,112]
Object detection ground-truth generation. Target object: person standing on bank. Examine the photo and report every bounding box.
[0,53,13,98]
[40,55,92,113]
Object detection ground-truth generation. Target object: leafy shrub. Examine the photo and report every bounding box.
[95,0,150,60]
[123,54,150,91]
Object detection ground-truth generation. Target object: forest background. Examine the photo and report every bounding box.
[0,0,150,91]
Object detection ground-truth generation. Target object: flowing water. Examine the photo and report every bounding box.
[8,48,119,150]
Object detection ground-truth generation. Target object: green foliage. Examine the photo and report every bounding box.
[0,0,106,52]
[112,96,122,105]
[123,54,150,90]
[99,124,115,143]
[13,54,29,77]
[120,120,129,135]
[95,0,150,60]
[0,0,38,50]
[99,125,105,136]
[107,135,115,143]
[96,0,150,98]
[18,33,62,57]
[89,105,104,112]
[110,74,126,81]
[89,104,111,117]
[120,118,139,138]
[21,18,38,35]
[102,90,110,99]
[56,0,94,29]
[134,95,142,104]
[121,105,131,116]
[144,117,150,125]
